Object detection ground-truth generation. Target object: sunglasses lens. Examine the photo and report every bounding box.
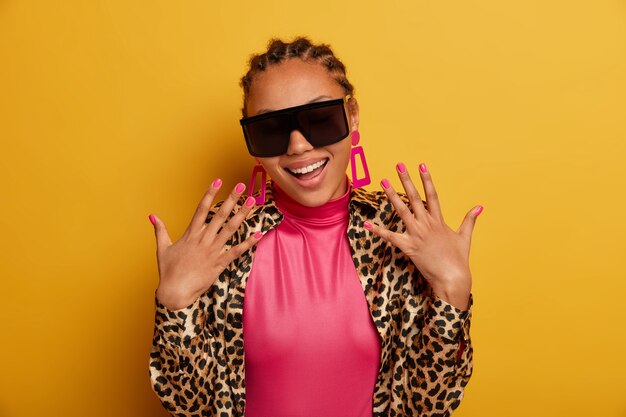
[297,104,348,146]
[242,99,349,157]
[244,115,291,156]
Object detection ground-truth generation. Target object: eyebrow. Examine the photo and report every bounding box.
[254,95,334,115]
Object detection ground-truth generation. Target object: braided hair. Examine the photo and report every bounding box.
[239,36,355,118]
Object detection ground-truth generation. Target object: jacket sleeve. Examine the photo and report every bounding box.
[148,196,256,415]
[407,290,474,416]
[148,289,220,416]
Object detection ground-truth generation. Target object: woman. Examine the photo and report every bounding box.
[148,36,482,417]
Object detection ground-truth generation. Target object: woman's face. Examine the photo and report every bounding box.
[245,58,359,207]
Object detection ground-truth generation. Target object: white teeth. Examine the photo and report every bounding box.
[288,159,328,175]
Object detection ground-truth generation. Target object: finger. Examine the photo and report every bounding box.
[380,177,419,230]
[150,214,173,254]
[416,163,443,221]
[395,162,429,218]
[457,205,484,240]
[213,195,256,247]
[221,230,265,265]
[187,178,223,236]
[204,182,247,238]
[363,220,402,247]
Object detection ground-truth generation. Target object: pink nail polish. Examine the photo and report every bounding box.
[212,178,222,188]
[254,231,263,239]
[235,182,245,193]
[363,221,372,229]
[148,214,155,225]
[396,162,407,174]
[245,196,255,207]
[475,206,484,216]
[419,163,427,173]
[381,178,391,189]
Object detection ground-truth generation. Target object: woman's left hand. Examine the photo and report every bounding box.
[363,162,483,311]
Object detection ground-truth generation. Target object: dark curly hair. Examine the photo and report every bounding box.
[239,36,355,118]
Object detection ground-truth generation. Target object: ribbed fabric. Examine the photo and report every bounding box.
[242,175,382,417]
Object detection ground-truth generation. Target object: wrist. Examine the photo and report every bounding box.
[430,281,471,311]
[155,284,202,311]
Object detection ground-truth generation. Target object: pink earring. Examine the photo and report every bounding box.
[349,130,371,188]
[248,162,267,205]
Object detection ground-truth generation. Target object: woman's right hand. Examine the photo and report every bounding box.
[150,179,263,310]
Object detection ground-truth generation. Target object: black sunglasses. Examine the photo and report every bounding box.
[239,95,351,157]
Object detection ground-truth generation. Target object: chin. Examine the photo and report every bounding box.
[283,185,335,207]
[267,150,350,206]
[295,191,335,207]
[274,172,344,207]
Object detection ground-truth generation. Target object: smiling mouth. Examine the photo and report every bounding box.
[285,158,329,180]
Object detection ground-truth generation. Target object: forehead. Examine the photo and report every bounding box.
[246,58,344,116]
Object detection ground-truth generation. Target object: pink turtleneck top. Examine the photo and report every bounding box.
[242,177,382,416]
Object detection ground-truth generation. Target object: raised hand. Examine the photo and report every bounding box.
[363,162,483,311]
[149,179,263,310]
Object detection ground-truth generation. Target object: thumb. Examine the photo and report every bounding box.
[457,205,483,240]
[148,214,172,252]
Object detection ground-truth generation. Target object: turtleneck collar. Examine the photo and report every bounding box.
[272,175,351,225]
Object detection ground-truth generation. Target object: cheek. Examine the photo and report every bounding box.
[257,157,281,174]
[330,140,352,167]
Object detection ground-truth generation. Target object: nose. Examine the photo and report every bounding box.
[286,129,314,155]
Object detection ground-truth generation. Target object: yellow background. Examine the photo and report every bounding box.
[1,1,625,416]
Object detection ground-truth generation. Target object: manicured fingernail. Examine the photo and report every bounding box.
[419,163,427,173]
[245,196,255,207]
[475,206,484,216]
[235,182,245,193]
[363,221,373,229]
[212,178,222,188]
[396,162,407,174]
[148,214,155,225]
[254,231,263,239]
[381,178,391,189]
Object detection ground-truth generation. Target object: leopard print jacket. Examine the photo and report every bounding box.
[149,176,474,416]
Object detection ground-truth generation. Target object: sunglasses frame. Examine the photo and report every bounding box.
[240,95,352,157]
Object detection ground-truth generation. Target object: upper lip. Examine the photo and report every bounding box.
[284,158,329,171]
